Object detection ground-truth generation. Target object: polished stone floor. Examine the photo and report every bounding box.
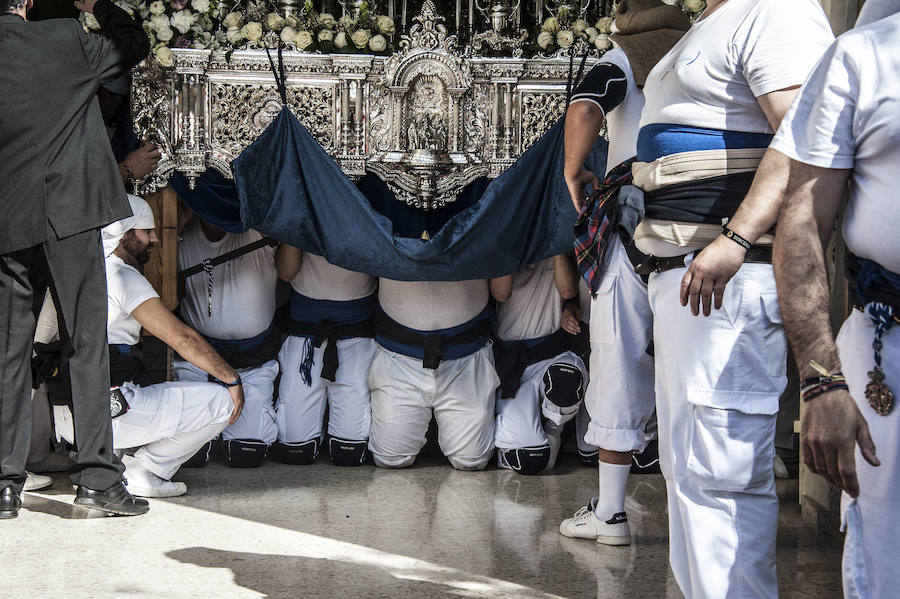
[1,450,842,598]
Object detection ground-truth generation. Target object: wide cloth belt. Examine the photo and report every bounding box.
[634,247,772,276]
[374,309,492,369]
[845,252,900,309]
[493,328,580,399]
[284,318,375,382]
[203,322,282,371]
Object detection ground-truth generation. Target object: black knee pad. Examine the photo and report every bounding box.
[272,439,319,465]
[222,439,269,468]
[181,440,214,468]
[543,363,585,408]
[328,437,368,467]
[501,446,551,475]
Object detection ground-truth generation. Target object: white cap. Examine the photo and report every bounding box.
[101,194,156,257]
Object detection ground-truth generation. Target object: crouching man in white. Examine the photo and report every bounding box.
[274,247,377,466]
[369,279,499,470]
[175,216,281,467]
[491,255,587,474]
[103,195,244,497]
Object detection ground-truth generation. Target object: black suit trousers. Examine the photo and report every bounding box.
[0,229,123,493]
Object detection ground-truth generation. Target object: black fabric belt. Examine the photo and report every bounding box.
[845,252,900,310]
[374,309,492,369]
[209,325,283,371]
[634,247,772,276]
[284,318,374,381]
[643,171,755,225]
[109,344,144,388]
[493,328,580,399]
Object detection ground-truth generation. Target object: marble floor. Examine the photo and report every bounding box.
[1,451,842,599]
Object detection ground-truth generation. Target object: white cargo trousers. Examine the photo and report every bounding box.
[649,259,786,599]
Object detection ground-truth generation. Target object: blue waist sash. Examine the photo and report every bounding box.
[288,291,376,327]
[203,319,281,370]
[375,305,493,367]
[636,124,773,163]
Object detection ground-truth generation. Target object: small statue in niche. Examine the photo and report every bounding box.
[407,121,419,149]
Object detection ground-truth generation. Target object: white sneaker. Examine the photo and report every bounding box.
[559,498,631,546]
[23,471,53,492]
[123,456,187,498]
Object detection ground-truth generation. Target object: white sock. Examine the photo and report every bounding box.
[593,461,631,520]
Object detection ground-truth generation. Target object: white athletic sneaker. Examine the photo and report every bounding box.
[559,498,631,546]
[122,456,187,498]
[23,471,53,492]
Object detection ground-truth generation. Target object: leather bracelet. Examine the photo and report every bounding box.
[800,361,848,402]
[722,226,751,250]
[216,374,242,388]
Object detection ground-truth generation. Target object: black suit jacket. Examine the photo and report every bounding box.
[0,0,150,255]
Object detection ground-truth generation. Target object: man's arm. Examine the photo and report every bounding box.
[130,297,245,424]
[773,158,878,497]
[564,102,604,212]
[276,245,302,283]
[75,0,151,84]
[679,87,801,316]
[490,275,514,303]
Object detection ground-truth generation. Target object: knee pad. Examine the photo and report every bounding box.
[222,439,269,468]
[272,439,319,465]
[543,363,585,409]
[499,446,551,475]
[181,440,214,468]
[328,437,367,467]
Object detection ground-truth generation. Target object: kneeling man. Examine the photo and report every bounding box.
[370,279,498,470]
[492,255,587,474]
[103,195,243,496]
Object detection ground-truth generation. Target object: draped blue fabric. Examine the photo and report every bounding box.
[170,170,246,234]
[176,105,607,281]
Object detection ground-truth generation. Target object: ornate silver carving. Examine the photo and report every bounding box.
[520,91,567,150]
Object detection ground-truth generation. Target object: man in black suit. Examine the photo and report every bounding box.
[0,0,150,517]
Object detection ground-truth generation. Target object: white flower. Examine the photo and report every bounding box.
[170,9,194,34]
[154,45,175,67]
[266,12,285,31]
[338,14,355,30]
[190,0,209,13]
[556,29,575,48]
[156,24,174,41]
[226,26,243,44]
[148,0,165,15]
[334,31,348,48]
[150,13,169,30]
[222,11,242,28]
[368,33,386,52]
[318,12,336,28]
[83,12,100,29]
[595,15,612,34]
[661,0,678,4]
[683,0,705,13]
[584,26,598,43]
[537,30,554,49]
[294,30,314,49]
[572,19,587,34]
[541,16,559,33]
[594,33,612,50]
[376,15,395,35]
[241,21,263,42]
[280,26,297,43]
[284,14,299,28]
[350,28,370,49]
[317,28,334,42]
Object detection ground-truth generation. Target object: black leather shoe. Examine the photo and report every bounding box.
[0,487,22,519]
[74,481,149,516]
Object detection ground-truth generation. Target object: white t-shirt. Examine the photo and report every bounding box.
[496,258,563,341]
[106,255,159,346]
[640,0,833,134]
[378,279,489,330]
[178,219,278,340]
[601,48,643,173]
[770,13,900,273]
[856,0,900,26]
[290,252,376,301]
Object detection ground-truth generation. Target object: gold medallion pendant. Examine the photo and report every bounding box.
[865,368,895,416]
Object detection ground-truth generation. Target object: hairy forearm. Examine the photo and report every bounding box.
[564,103,604,177]
[725,148,792,244]
[172,328,237,383]
[553,254,579,300]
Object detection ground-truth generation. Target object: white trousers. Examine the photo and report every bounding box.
[275,335,375,443]
[836,310,900,599]
[649,260,786,599]
[112,380,232,480]
[173,359,279,444]
[368,344,499,470]
[494,351,587,469]
[584,236,656,453]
